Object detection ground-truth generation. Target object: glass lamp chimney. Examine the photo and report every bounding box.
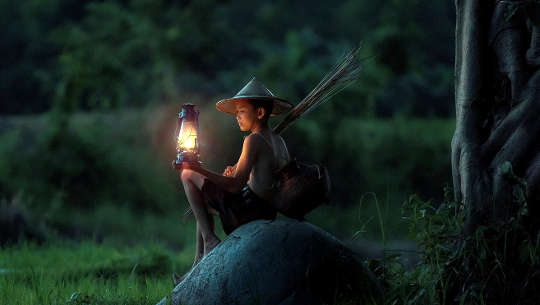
[175,103,200,165]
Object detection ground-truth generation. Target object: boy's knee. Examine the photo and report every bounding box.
[180,169,193,182]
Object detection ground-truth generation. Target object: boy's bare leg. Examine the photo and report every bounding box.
[204,210,220,255]
[181,170,221,255]
[194,225,203,266]
[193,212,216,263]
[194,199,217,266]
[174,170,221,286]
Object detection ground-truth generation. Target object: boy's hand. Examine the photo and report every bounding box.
[181,161,201,171]
[223,165,235,177]
[172,160,200,172]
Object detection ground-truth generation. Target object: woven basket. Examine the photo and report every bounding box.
[271,159,331,220]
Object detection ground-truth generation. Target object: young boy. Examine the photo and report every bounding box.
[173,77,292,285]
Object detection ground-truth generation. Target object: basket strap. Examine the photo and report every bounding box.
[252,132,278,171]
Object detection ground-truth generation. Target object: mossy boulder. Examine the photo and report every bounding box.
[170,219,382,305]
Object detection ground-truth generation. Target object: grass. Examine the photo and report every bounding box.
[305,190,409,243]
[0,202,230,305]
[4,189,537,305]
[0,241,175,305]
[0,190,411,305]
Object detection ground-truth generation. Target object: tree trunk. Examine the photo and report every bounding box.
[453,0,540,234]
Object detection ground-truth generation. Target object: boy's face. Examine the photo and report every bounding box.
[235,100,262,131]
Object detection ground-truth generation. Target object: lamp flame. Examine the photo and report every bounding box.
[177,121,198,152]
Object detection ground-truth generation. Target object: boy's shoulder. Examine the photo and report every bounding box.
[244,132,280,152]
[244,132,267,148]
[242,133,265,152]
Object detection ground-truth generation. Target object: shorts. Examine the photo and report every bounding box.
[201,179,277,235]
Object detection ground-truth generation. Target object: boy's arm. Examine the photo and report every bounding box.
[185,134,259,193]
[223,163,237,176]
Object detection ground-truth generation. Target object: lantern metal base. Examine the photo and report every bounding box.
[173,152,200,169]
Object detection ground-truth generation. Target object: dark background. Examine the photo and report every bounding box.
[0,1,457,302]
[0,0,455,246]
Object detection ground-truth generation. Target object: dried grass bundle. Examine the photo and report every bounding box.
[273,43,364,134]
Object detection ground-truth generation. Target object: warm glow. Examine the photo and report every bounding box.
[177,121,198,152]
[184,137,195,149]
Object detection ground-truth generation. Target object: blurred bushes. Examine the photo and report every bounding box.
[0,109,183,215]
[1,0,455,119]
[0,107,453,215]
[1,0,456,214]
[285,115,454,204]
[0,195,46,246]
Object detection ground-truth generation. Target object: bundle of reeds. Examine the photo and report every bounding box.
[273,43,364,134]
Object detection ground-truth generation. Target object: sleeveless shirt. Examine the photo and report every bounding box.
[246,131,289,202]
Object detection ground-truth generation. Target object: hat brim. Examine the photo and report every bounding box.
[216,96,293,117]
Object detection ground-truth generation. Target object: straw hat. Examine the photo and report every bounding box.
[216,77,293,116]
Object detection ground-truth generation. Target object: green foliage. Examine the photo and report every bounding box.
[369,185,540,305]
[286,116,454,205]
[440,207,540,304]
[0,109,183,214]
[305,191,408,241]
[0,107,454,215]
[2,0,455,118]
[53,0,180,110]
[361,189,458,305]
[0,0,62,113]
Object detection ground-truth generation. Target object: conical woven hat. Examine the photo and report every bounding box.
[216,77,293,116]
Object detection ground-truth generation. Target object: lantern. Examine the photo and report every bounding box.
[174,103,200,167]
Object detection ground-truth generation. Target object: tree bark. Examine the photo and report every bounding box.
[453,0,540,233]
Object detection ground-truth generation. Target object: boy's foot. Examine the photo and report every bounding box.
[192,253,202,267]
[172,272,186,287]
[204,237,221,256]
[172,239,220,287]
[172,251,205,288]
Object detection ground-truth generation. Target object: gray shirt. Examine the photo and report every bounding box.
[247,130,290,201]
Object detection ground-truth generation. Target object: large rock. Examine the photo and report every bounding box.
[171,219,382,305]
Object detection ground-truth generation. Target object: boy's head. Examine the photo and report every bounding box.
[215,77,293,127]
[235,99,273,131]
